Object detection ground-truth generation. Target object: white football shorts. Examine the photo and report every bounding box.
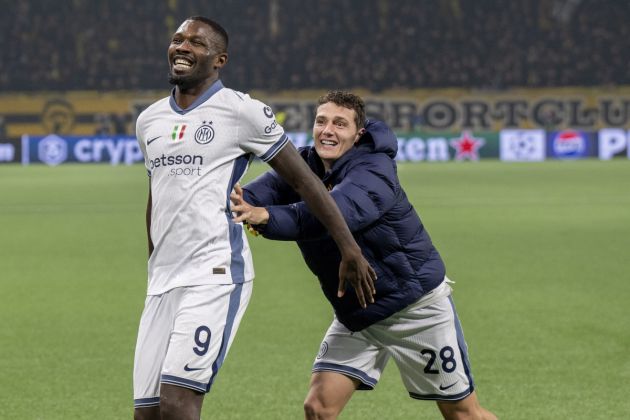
[133,281,252,408]
[312,279,475,401]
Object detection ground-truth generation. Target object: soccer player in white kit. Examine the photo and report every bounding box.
[133,17,376,420]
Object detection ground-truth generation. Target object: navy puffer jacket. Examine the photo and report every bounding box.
[243,120,445,331]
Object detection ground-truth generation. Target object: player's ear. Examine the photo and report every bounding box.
[214,53,228,69]
[353,128,365,144]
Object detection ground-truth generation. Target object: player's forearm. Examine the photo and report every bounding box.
[267,144,360,256]
[292,176,361,255]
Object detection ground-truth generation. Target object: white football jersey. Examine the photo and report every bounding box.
[136,80,288,295]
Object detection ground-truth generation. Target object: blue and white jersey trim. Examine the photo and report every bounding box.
[168,80,224,114]
[225,155,251,284]
[259,134,289,162]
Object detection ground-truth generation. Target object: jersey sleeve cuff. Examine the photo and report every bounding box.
[259,134,289,162]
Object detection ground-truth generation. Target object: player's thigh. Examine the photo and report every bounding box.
[134,292,178,407]
[313,318,389,390]
[304,371,360,417]
[382,295,475,401]
[161,282,253,393]
[159,383,205,419]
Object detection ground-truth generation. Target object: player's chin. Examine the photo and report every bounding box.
[168,73,196,88]
[315,146,337,159]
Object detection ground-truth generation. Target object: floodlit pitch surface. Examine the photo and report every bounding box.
[0,160,628,419]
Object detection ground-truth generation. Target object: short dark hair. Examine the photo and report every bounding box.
[317,91,366,129]
[187,16,228,53]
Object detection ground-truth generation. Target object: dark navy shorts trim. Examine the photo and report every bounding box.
[313,362,377,390]
[161,374,207,393]
[409,385,474,402]
[134,396,160,408]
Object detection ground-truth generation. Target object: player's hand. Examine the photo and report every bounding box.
[338,248,377,308]
[230,184,270,225]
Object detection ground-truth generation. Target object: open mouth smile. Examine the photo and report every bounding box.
[172,56,194,71]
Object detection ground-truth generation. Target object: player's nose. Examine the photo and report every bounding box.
[175,39,193,52]
[322,122,335,135]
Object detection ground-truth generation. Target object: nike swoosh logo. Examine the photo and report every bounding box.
[439,382,458,391]
[183,364,204,372]
[147,136,161,145]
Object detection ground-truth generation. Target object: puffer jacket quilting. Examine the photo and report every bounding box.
[242,120,445,331]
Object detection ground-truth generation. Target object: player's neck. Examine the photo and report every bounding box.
[174,77,219,109]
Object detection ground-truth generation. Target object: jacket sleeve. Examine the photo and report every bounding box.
[262,155,399,241]
[242,169,298,207]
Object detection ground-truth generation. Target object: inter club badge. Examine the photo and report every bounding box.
[195,121,215,145]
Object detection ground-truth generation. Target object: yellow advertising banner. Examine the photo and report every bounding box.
[1,86,629,137]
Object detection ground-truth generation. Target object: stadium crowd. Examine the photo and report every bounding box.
[1,0,627,92]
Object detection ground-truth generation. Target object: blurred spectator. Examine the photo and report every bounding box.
[0,0,627,92]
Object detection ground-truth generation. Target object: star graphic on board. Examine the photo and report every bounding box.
[449,131,485,161]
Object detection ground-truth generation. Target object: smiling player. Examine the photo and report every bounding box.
[133,17,376,420]
[231,91,497,420]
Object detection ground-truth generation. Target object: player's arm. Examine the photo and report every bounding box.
[235,161,396,241]
[266,142,376,307]
[146,180,154,257]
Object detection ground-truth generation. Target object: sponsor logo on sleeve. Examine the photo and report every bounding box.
[262,106,279,133]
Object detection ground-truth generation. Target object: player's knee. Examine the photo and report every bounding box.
[159,395,195,420]
[134,406,160,420]
[303,396,338,420]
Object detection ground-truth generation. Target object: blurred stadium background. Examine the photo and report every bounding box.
[2,0,630,160]
[1,1,629,419]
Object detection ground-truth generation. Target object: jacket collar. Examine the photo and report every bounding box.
[307,145,366,181]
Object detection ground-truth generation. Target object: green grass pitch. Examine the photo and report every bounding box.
[0,160,629,419]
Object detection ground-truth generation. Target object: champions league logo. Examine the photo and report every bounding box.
[194,121,215,145]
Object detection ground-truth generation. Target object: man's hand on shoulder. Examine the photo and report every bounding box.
[337,247,377,308]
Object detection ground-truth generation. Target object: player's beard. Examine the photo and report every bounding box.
[168,72,201,90]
